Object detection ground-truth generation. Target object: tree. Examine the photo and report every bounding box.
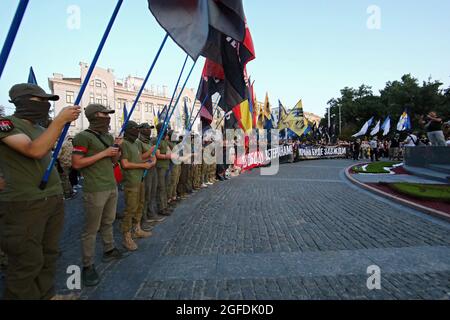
[324,74,450,140]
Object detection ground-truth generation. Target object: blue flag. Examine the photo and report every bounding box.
[28,66,37,84]
[397,109,411,132]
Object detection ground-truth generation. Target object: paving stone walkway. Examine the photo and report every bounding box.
[1,159,450,300]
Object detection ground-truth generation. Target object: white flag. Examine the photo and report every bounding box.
[370,120,381,136]
[352,117,374,138]
[381,116,391,136]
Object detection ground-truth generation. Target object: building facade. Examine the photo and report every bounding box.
[48,62,202,136]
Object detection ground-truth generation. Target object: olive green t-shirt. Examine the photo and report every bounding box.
[121,139,144,187]
[135,138,151,155]
[156,140,171,170]
[72,130,116,193]
[0,116,63,201]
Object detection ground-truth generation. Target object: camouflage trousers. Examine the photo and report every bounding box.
[167,164,182,199]
[0,196,64,300]
[193,164,202,188]
[122,183,145,233]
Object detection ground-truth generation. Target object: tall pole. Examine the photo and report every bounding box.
[39,0,124,190]
[327,107,331,129]
[339,105,342,135]
[119,33,169,136]
[0,0,29,79]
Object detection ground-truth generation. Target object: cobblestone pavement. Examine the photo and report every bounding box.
[1,159,450,300]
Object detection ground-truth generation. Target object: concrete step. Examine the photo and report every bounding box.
[428,164,450,174]
[404,165,450,184]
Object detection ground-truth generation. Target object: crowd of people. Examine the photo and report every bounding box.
[0,83,241,300]
[1,83,449,300]
[347,113,449,162]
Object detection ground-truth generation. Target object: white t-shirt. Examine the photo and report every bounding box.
[404,134,418,147]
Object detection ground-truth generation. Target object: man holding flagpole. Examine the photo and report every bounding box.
[72,104,125,287]
[0,83,80,299]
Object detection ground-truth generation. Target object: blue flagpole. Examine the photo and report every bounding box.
[152,55,189,153]
[189,95,210,131]
[119,33,169,136]
[0,0,29,79]
[39,0,123,190]
[187,80,203,126]
[156,60,197,153]
[142,59,197,180]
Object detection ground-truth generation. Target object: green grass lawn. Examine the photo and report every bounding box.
[388,183,450,202]
[353,162,401,174]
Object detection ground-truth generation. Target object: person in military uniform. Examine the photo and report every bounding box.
[135,123,165,225]
[0,169,6,271]
[155,123,174,215]
[167,133,182,204]
[177,134,192,199]
[0,83,80,300]
[201,135,211,187]
[58,136,75,199]
[71,104,124,287]
[120,121,153,251]
[192,133,202,190]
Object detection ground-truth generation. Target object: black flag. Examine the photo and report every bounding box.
[148,0,246,61]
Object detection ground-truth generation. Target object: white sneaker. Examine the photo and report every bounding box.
[206,182,213,185]
[201,184,208,188]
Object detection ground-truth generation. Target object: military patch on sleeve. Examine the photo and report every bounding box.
[0,119,14,132]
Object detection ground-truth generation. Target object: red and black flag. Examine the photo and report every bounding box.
[147,0,246,61]
[220,25,255,129]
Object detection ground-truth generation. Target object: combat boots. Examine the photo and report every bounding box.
[123,232,138,251]
[133,224,152,239]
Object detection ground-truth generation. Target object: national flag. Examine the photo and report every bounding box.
[28,67,37,85]
[147,0,246,61]
[153,107,159,126]
[282,99,310,137]
[122,103,128,123]
[352,117,374,138]
[381,116,391,136]
[370,120,381,136]
[397,109,411,132]
[232,99,252,133]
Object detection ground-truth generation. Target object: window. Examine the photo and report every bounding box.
[90,80,94,87]
[89,93,95,104]
[136,102,141,111]
[103,99,108,106]
[66,91,74,104]
[95,79,102,87]
[116,101,122,110]
[144,103,149,112]
[96,97,102,104]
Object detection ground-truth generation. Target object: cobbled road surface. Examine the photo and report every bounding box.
[1,159,450,300]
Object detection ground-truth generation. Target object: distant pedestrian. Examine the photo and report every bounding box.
[369,137,379,162]
[404,131,419,147]
[420,111,446,146]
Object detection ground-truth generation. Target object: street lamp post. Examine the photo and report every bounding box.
[327,107,331,129]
